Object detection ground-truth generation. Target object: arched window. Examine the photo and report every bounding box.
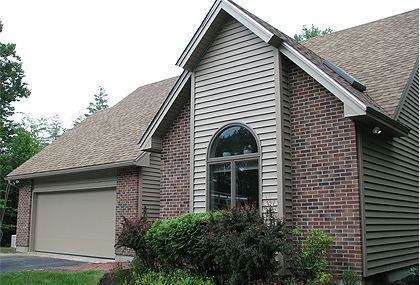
[208,125,260,211]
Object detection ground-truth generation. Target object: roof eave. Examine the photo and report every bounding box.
[365,107,410,137]
[138,70,191,149]
[280,42,367,117]
[5,160,137,181]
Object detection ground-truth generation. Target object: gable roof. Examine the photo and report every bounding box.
[302,9,419,117]
[141,0,416,149]
[7,77,178,180]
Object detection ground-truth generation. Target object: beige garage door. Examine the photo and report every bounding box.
[33,189,116,258]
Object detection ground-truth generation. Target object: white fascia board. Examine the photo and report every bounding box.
[138,70,191,149]
[176,0,277,69]
[221,1,274,44]
[176,1,223,68]
[280,42,367,117]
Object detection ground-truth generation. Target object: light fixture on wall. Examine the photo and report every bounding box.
[372,127,382,135]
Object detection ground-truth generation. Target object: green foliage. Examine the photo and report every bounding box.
[0,125,44,245]
[109,262,131,285]
[293,24,333,42]
[409,266,419,277]
[73,86,109,125]
[200,206,287,285]
[341,269,361,285]
[0,26,31,131]
[290,228,333,281]
[0,270,104,285]
[144,212,216,270]
[115,209,158,272]
[118,207,287,285]
[134,269,213,285]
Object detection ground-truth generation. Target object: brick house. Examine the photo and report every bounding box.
[7,0,418,281]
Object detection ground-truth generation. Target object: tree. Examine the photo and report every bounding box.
[73,86,110,126]
[20,113,65,144]
[86,86,109,115]
[0,20,43,246]
[0,126,44,245]
[0,20,31,145]
[293,24,333,42]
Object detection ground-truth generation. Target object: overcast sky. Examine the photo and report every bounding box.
[1,0,418,128]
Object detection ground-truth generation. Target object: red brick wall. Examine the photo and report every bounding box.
[115,166,139,256]
[16,180,32,248]
[289,63,363,274]
[160,99,190,219]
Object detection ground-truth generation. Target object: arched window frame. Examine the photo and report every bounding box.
[206,123,262,211]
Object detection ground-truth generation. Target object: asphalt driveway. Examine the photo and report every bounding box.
[0,254,87,272]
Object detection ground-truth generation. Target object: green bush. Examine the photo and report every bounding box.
[144,212,217,270]
[200,206,287,285]
[290,227,333,281]
[341,269,361,285]
[117,207,287,285]
[134,269,213,285]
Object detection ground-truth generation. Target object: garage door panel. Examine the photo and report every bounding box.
[34,189,116,258]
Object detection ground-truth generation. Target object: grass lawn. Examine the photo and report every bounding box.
[0,247,16,253]
[0,270,105,285]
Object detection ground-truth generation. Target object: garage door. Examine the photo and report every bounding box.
[33,189,116,258]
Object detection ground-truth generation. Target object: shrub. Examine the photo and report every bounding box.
[115,209,158,272]
[144,212,217,271]
[341,269,361,285]
[200,206,287,285]
[290,227,333,281]
[134,269,214,285]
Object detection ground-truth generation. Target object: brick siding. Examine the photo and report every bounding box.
[115,166,139,256]
[289,63,363,274]
[160,100,191,219]
[16,180,32,247]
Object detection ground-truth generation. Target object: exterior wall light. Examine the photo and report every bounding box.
[372,127,382,135]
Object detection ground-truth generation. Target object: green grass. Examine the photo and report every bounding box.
[0,270,105,285]
[0,247,16,253]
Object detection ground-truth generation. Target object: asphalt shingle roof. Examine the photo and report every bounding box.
[8,77,178,178]
[7,6,419,178]
[302,9,419,116]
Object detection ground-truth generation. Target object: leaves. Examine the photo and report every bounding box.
[293,25,333,42]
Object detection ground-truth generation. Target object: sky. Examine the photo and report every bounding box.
[1,0,418,128]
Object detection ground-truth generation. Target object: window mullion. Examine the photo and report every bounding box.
[231,160,236,208]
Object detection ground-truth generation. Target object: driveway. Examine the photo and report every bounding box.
[0,254,87,272]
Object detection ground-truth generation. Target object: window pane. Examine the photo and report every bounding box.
[211,126,258,157]
[210,163,231,211]
[236,160,259,209]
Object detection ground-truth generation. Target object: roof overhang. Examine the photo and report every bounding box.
[279,42,410,136]
[176,0,281,71]
[5,153,153,181]
[5,160,137,181]
[280,42,367,117]
[138,70,191,150]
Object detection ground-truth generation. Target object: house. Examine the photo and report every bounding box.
[6,0,418,281]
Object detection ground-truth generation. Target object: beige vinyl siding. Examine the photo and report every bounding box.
[192,18,278,213]
[140,152,161,219]
[360,67,419,276]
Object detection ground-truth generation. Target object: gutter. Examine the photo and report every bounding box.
[5,160,137,181]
